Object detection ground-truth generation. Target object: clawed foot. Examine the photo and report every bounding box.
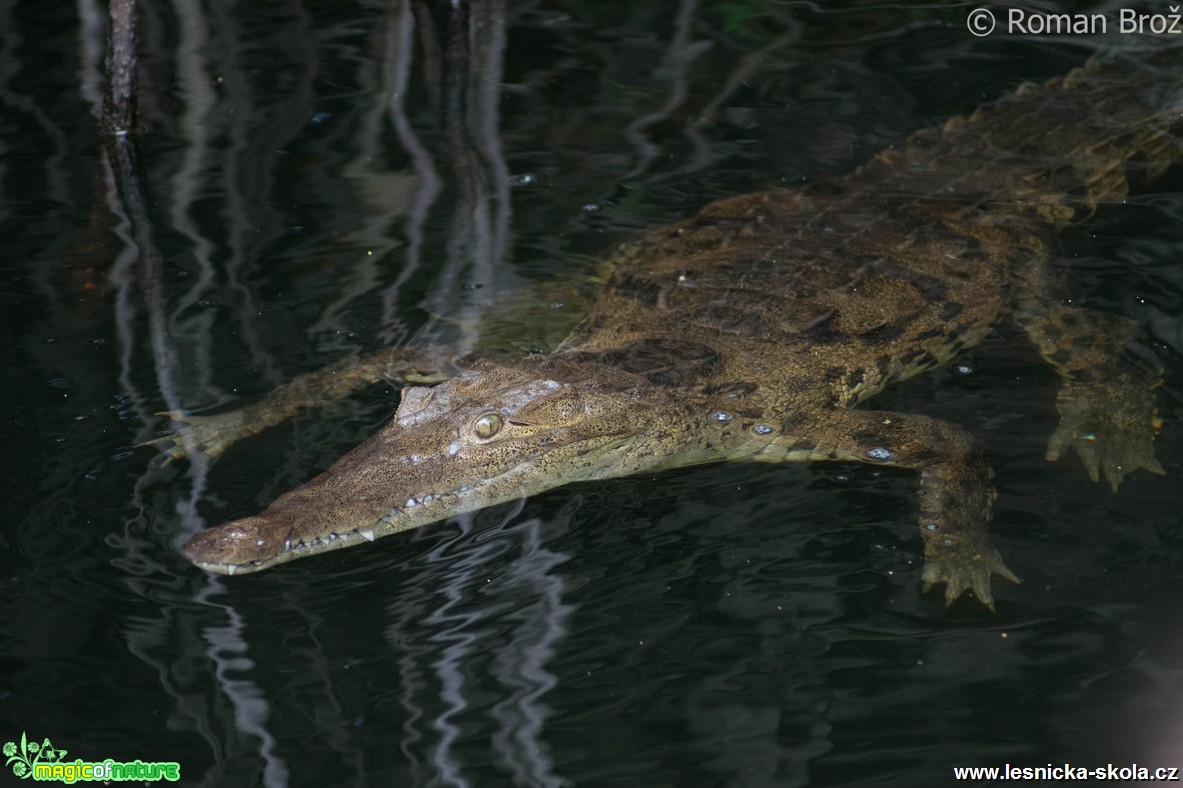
[1047,375,1165,492]
[922,544,1021,612]
[139,409,252,464]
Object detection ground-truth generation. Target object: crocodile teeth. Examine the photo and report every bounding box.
[284,539,291,552]
[225,564,237,576]
[405,498,418,508]
[360,530,376,542]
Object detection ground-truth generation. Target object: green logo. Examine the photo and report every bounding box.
[3,733,65,778]
[3,732,180,783]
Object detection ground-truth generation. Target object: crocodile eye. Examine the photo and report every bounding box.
[473,413,503,439]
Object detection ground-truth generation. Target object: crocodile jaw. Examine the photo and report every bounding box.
[183,459,542,575]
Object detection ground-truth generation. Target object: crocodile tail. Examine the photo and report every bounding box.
[870,40,1183,226]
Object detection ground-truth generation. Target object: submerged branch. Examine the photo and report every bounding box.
[104,0,137,134]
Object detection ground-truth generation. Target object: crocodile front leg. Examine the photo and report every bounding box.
[754,409,1019,610]
[145,347,456,463]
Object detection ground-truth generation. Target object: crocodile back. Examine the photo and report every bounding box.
[559,42,1182,407]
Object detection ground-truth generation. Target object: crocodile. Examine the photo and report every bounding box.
[164,44,1180,609]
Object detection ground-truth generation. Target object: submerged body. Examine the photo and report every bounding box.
[170,46,1179,608]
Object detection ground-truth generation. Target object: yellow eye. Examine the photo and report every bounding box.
[474,413,503,439]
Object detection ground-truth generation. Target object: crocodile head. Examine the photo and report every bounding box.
[183,356,680,574]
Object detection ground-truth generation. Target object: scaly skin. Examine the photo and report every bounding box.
[170,45,1179,609]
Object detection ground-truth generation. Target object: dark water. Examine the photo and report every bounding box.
[3,1,1183,785]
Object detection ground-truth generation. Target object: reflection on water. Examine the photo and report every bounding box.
[1,1,1182,786]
